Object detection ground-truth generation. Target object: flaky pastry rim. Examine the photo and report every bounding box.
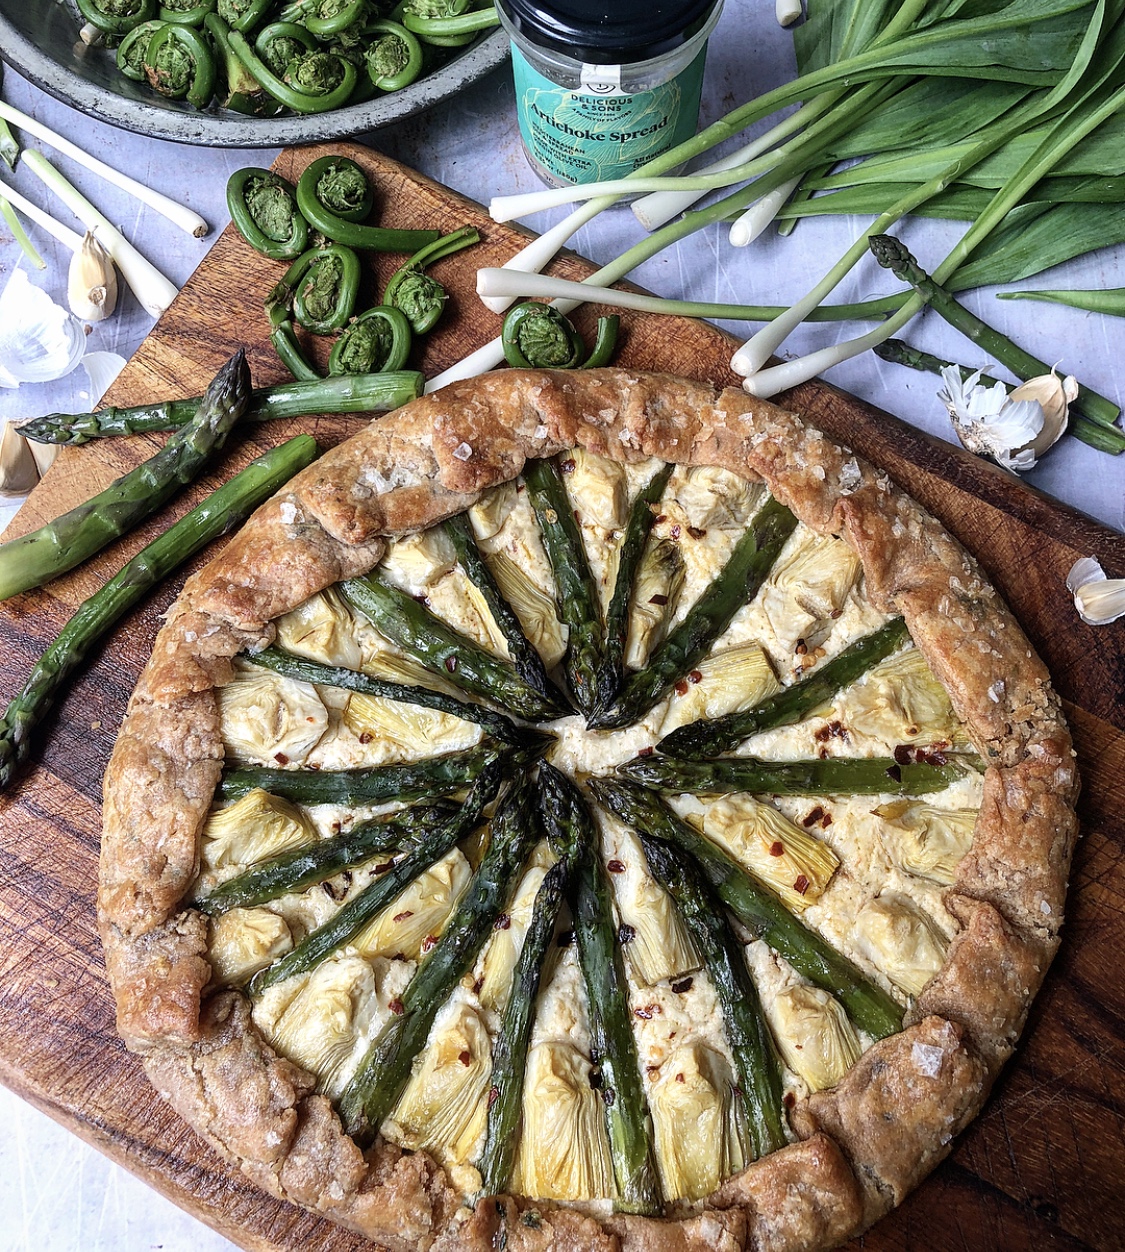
[99,368,1079,1252]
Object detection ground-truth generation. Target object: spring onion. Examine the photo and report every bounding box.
[0,198,46,270]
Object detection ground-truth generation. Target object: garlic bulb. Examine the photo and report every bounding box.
[68,231,118,323]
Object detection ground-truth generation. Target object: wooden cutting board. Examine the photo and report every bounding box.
[0,143,1122,1252]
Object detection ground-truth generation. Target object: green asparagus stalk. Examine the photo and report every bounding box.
[658,617,911,759]
[0,434,319,793]
[247,645,530,746]
[218,741,504,805]
[441,512,572,716]
[617,752,969,797]
[249,754,508,996]
[15,371,427,447]
[591,497,799,730]
[338,772,543,1141]
[478,857,569,1196]
[341,574,568,723]
[523,457,605,718]
[0,350,252,603]
[868,233,1124,437]
[639,835,786,1160]
[195,799,458,914]
[597,462,675,717]
[589,779,901,1039]
[539,763,662,1215]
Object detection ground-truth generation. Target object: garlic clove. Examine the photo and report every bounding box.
[1066,556,1125,626]
[68,230,118,323]
[0,420,40,497]
[1010,370,1077,458]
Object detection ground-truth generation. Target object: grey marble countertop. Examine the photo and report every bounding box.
[0,2,1122,1248]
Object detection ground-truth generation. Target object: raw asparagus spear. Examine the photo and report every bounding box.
[16,371,425,446]
[0,435,319,792]
[640,835,787,1159]
[539,762,662,1215]
[616,752,968,797]
[249,755,508,995]
[589,779,901,1039]
[523,456,605,718]
[442,512,572,715]
[658,616,911,759]
[338,772,543,1141]
[341,574,568,722]
[598,462,675,717]
[218,741,503,805]
[247,645,529,745]
[590,497,799,730]
[195,799,458,914]
[0,350,252,602]
[478,857,569,1196]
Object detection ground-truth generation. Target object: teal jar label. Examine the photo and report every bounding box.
[510,45,707,185]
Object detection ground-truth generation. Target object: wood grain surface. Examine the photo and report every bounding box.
[0,143,1122,1252]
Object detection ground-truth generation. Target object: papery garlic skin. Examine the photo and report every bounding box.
[1009,370,1077,458]
[0,268,85,389]
[68,230,118,323]
[938,366,1045,472]
[1067,556,1125,625]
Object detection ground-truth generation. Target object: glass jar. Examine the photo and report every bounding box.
[495,0,724,189]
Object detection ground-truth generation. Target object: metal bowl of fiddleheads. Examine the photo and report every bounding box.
[0,0,508,147]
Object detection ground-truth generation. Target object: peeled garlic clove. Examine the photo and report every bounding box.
[1010,370,1077,458]
[68,230,118,323]
[1066,556,1125,625]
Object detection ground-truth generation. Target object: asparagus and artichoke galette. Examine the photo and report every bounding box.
[99,368,1078,1252]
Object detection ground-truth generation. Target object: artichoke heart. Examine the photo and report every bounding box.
[659,641,779,734]
[766,530,861,623]
[361,642,459,696]
[673,465,763,530]
[343,691,482,756]
[274,588,363,670]
[469,480,517,541]
[611,827,698,987]
[478,865,548,1011]
[380,527,457,592]
[846,647,964,746]
[700,796,838,913]
[650,1041,747,1200]
[201,788,315,870]
[218,667,329,765]
[625,535,686,670]
[767,984,861,1092]
[874,800,978,885]
[352,848,471,960]
[209,907,292,985]
[386,1000,492,1165]
[853,893,949,997]
[260,955,377,1097]
[511,1041,615,1201]
[485,550,568,669]
[565,446,628,530]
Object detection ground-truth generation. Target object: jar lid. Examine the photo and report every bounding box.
[496,0,719,63]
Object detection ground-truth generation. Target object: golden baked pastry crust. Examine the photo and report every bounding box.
[100,368,1079,1250]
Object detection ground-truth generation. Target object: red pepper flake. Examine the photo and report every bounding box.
[769,841,785,857]
[560,458,576,473]
[815,720,847,743]
[674,679,690,696]
[638,746,654,758]
[783,1091,796,1109]
[495,913,511,930]
[688,669,703,684]
[670,523,682,540]
[634,1006,654,1020]
[803,806,826,828]
[473,976,485,994]
[819,747,830,759]
[487,1084,500,1107]
[330,821,342,834]
[654,514,667,524]
[687,526,707,540]
[274,752,289,765]
[389,997,405,1015]
[445,655,458,673]
[649,593,669,606]
[607,859,626,873]
[459,1049,472,1066]
[393,910,414,923]
[358,732,374,745]
[646,1065,661,1077]
[894,744,912,766]
[920,747,948,766]
[671,976,693,994]
[573,508,581,522]
[821,812,833,828]
[675,1072,685,1084]
[794,874,811,895]
[374,860,394,874]
[421,934,438,952]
